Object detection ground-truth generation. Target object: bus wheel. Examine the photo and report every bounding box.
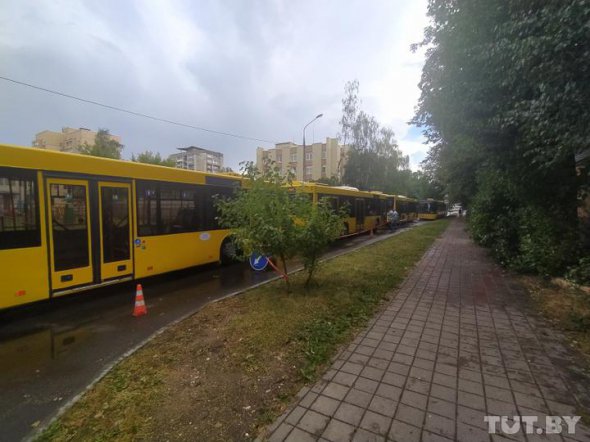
[220,238,238,265]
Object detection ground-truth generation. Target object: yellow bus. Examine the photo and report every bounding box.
[393,195,418,223]
[0,143,241,310]
[291,183,392,235]
[418,198,447,220]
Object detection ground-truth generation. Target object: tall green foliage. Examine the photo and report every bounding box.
[413,0,589,274]
[339,81,411,193]
[79,128,123,159]
[132,150,175,167]
[215,160,345,291]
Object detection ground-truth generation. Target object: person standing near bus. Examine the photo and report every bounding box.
[387,208,399,232]
[386,209,394,231]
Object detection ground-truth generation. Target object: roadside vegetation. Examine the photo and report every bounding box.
[520,276,590,362]
[38,219,450,442]
[412,0,589,280]
[215,161,346,291]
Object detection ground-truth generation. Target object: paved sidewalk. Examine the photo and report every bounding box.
[266,220,590,442]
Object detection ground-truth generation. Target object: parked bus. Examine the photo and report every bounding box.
[418,198,447,220]
[0,143,241,309]
[291,183,392,235]
[394,195,418,223]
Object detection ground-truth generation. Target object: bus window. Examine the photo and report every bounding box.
[0,168,40,250]
[137,181,159,236]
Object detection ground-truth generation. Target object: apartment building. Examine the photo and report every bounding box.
[169,146,224,173]
[32,127,121,152]
[256,137,348,181]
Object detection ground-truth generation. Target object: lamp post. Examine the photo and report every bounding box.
[303,113,323,151]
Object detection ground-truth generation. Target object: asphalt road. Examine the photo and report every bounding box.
[0,226,416,441]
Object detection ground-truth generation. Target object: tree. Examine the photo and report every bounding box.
[215,160,301,291]
[132,150,175,167]
[339,81,410,192]
[79,129,123,159]
[215,160,346,291]
[413,0,589,274]
[297,198,347,288]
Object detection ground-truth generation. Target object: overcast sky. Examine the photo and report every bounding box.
[0,0,429,170]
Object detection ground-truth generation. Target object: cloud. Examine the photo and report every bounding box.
[0,0,429,172]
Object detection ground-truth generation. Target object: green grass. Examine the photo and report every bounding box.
[38,220,450,441]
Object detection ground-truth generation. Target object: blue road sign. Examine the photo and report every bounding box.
[249,253,269,271]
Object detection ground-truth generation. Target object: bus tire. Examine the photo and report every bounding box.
[220,237,238,265]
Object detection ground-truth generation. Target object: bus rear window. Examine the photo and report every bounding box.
[0,168,40,250]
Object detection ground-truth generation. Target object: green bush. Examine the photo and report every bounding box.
[512,206,578,276]
[469,170,521,266]
[469,169,579,276]
[566,257,590,286]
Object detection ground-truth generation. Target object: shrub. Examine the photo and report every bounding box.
[469,170,521,266]
[512,206,578,276]
[566,257,590,286]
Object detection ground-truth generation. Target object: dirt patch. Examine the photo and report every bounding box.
[519,275,590,361]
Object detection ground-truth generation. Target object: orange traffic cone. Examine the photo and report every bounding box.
[132,284,147,317]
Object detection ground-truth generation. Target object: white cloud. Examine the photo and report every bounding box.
[0,0,430,173]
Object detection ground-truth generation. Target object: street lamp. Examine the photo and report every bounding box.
[303,113,323,151]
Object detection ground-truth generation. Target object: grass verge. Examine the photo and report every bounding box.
[519,275,590,361]
[39,220,450,441]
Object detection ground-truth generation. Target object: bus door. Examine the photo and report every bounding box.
[355,198,365,231]
[98,182,132,281]
[47,179,93,290]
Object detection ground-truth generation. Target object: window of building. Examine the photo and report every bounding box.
[321,165,326,176]
[0,168,40,250]
[305,166,312,176]
[321,150,327,159]
[305,152,312,161]
[291,153,297,162]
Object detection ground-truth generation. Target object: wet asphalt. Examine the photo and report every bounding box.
[0,226,416,442]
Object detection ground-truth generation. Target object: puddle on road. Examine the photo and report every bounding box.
[0,262,272,380]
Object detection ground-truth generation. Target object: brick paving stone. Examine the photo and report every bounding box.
[285,406,306,425]
[368,396,398,417]
[395,403,425,427]
[424,413,456,439]
[322,382,349,401]
[265,220,590,441]
[310,395,341,417]
[400,390,428,409]
[284,427,315,442]
[298,410,330,436]
[428,396,456,420]
[422,430,454,442]
[332,371,357,388]
[456,421,490,442]
[354,377,379,394]
[268,423,294,442]
[389,419,421,442]
[333,402,364,427]
[431,383,457,403]
[359,410,392,436]
[351,428,384,442]
[344,388,373,408]
[321,418,355,442]
[381,371,406,388]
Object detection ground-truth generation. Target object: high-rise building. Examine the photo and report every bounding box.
[32,127,121,152]
[169,146,224,173]
[256,137,348,181]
